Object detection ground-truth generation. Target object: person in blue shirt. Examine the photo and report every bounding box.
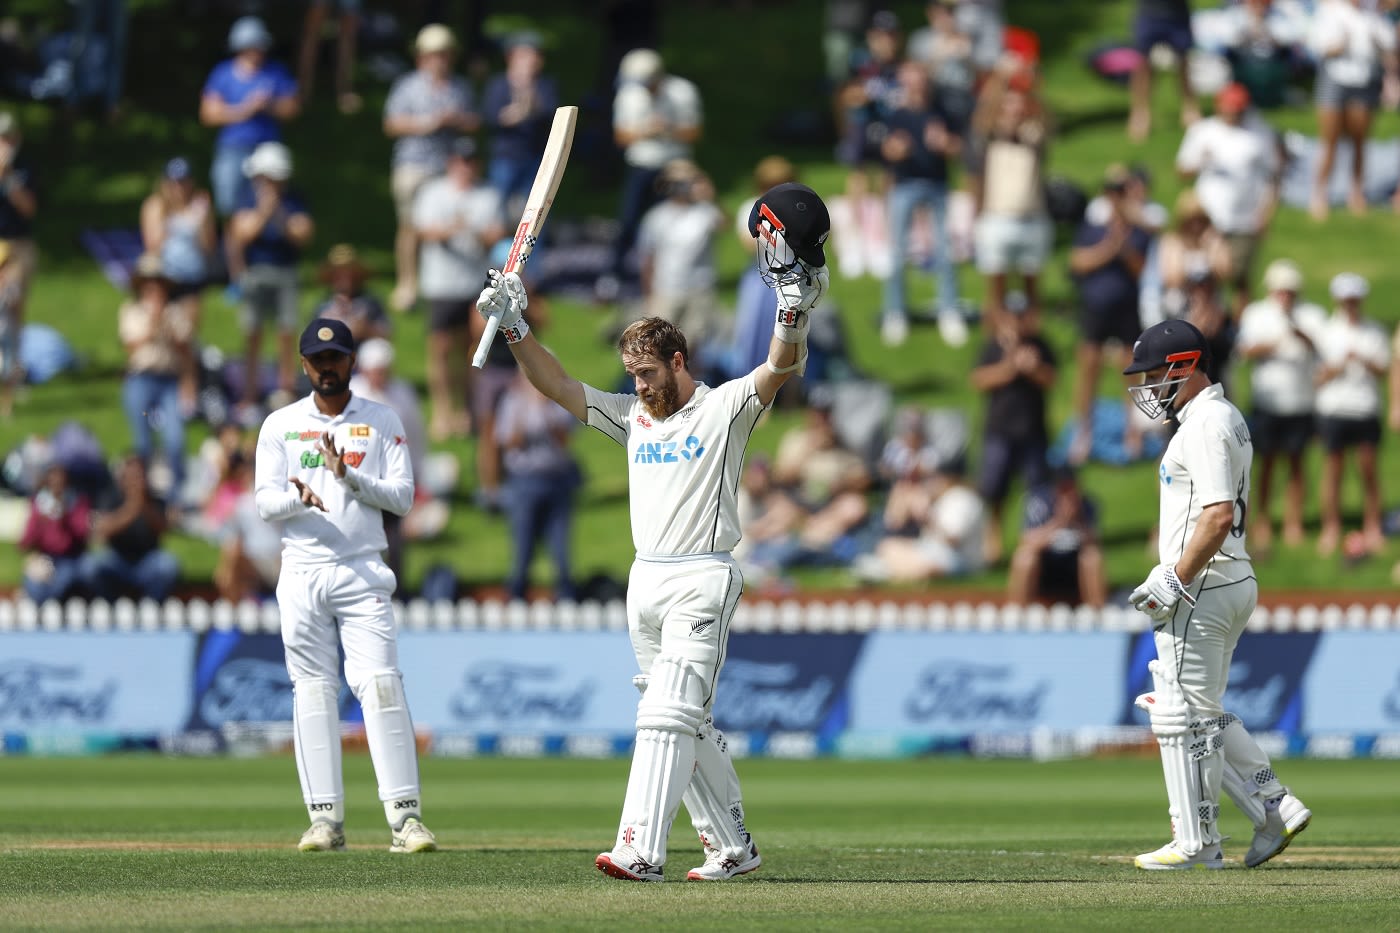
[481,31,559,225]
[229,142,314,419]
[200,16,300,218]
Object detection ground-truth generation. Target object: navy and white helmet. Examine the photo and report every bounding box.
[1123,320,1209,421]
[747,183,830,287]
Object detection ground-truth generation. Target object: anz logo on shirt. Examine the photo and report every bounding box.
[634,435,706,465]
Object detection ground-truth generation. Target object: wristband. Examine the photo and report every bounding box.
[501,318,530,344]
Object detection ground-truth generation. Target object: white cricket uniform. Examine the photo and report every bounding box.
[255,392,421,811]
[1235,298,1327,417]
[1152,383,1283,804]
[584,372,767,868]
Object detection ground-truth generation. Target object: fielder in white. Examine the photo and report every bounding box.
[255,317,437,854]
[476,182,831,881]
[1123,319,1311,870]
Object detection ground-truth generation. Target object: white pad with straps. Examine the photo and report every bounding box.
[1135,660,1222,854]
[635,674,751,858]
[292,677,343,806]
[1219,714,1284,827]
[617,655,706,865]
[355,671,421,805]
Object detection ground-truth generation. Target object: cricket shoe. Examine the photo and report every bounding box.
[390,817,438,854]
[687,840,761,880]
[298,820,346,852]
[1134,840,1223,870]
[595,845,664,882]
[1245,792,1312,868]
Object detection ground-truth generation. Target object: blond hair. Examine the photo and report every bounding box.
[618,317,689,367]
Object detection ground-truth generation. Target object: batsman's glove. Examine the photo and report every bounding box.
[477,269,530,344]
[1129,563,1196,621]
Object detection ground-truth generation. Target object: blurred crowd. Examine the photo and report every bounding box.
[5,0,1400,608]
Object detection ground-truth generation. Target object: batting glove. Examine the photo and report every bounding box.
[775,262,829,321]
[1129,564,1196,621]
[477,269,529,343]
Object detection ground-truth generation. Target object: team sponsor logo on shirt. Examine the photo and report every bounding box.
[285,430,322,441]
[1159,463,1172,486]
[636,414,652,429]
[633,435,705,464]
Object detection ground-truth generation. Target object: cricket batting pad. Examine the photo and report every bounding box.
[1136,660,1222,854]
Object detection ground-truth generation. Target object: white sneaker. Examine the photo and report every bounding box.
[687,841,761,880]
[1134,840,1224,870]
[881,315,909,347]
[297,820,346,853]
[595,845,664,882]
[936,307,969,348]
[1245,792,1312,867]
[390,817,437,854]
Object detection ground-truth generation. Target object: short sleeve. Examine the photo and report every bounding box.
[668,78,702,128]
[1072,222,1103,249]
[708,372,769,430]
[1191,414,1239,508]
[384,75,411,118]
[411,181,440,228]
[613,85,648,131]
[582,383,635,446]
[1175,122,1206,173]
[272,62,298,99]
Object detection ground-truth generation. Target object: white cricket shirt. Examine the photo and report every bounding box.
[1236,297,1327,416]
[583,373,768,557]
[1157,384,1252,568]
[1314,312,1391,419]
[255,393,414,567]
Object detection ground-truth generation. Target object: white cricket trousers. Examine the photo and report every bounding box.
[626,552,745,699]
[277,556,421,809]
[1153,559,1285,800]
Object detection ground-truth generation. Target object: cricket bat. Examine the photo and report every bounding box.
[472,104,578,368]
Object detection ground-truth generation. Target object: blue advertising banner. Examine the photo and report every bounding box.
[846,632,1126,734]
[712,634,866,742]
[186,632,361,731]
[397,631,639,734]
[1301,632,1400,733]
[0,632,193,733]
[1119,630,1321,732]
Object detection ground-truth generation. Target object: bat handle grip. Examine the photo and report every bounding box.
[472,310,503,369]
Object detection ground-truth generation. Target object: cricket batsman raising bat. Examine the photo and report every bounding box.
[475,182,830,881]
[472,105,577,368]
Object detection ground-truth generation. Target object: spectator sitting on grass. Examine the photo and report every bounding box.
[19,464,91,604]
[313,244,390,344]
[772,388,872,566]
[1006,466,1106,607]
[79,455,180,602]
[852,459,985,583]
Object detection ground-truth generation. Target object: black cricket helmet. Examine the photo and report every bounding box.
[748,182,830,286]
[1123,319,1209,421]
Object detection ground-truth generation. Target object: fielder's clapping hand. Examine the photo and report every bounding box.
[289,477,327,512]
[477,269,530,344]
[1129,564,1196,621]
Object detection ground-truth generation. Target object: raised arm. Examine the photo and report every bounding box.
[476,271,587,420]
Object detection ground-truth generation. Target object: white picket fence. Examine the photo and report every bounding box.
[1,597,1397,634]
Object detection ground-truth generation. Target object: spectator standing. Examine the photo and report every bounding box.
[481,31,559,222]
[968,66,1051,324]
[835,11,903,203]
[313,244,390,343]
[297,0,363,115]
[1127,0,1200,141]
[383,24,479,312]
[1314,272,1390,556]
[140,156,217,411]
[495,369,581,601]
[1180,265,1236,391]
[1235,259,1326,552]
[79,456,181,602]
[19,465,91,604]
[636,160,726,353]
[230,142,315,418]
[969,295,1056,566]
[601,48,703,299]
[1309,0,1397,219]
[879,60,959,348]
[1007,467,1107,607]
[200,16,299,218]
[907,1,979,137]
[1067,165,1152,465]
[0,111,38,418]
[1174,83,1281,316]
[120,254,193,500]
[413,137,504,441]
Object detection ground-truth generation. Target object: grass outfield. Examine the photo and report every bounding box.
[2,756,1397,930]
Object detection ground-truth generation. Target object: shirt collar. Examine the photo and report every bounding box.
[1176,382,1223,424]
[299,392,362,420]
